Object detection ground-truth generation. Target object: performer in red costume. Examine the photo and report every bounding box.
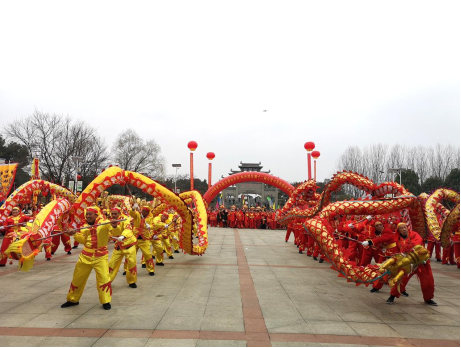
[384,223,437,306]
[248,207,255,229]
[453,229,460,268]
[236,209,244,229]
[228,207,236,228]
[254,207,262,229]
[1,207,30,266]
[426,232,442,262]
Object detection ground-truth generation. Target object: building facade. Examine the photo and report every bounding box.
[219,162,285,209]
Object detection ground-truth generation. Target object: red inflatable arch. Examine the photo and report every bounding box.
[203,172,295,204]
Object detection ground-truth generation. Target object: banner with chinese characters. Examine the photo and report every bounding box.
[0,163,18,202]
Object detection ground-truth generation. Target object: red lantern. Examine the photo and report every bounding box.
[304,142,315,152]
[187,141,198,151]
[206,152,215,160]
[311,151,320,159]
[77,175,82,180]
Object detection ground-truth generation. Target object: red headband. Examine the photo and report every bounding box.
[86,207,99,215]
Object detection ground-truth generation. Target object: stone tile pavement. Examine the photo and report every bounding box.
[0,228,459,346]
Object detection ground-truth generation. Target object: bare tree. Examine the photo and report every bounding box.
[112,129,166,180]
[363,143,388,183]
[4,110,109,184]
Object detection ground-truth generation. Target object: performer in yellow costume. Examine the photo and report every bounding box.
[152,212,171,266]
[62,207,112,310]
[170,214,181,254]
[107,207,138,288]
[127,205,156,276]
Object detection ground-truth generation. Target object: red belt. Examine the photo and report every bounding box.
[82,247,108,257]
[115,242,136,251]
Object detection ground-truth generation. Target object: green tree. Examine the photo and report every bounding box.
[396,169,422,195]
[444,168,460,192]
[421,176,444,193]
[0,135,30,188]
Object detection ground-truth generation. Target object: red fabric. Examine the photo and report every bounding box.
[390,261,434,301]
[426,241,442,259]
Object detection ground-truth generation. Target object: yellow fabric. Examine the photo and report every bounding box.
[109,246,137,284]
[108,215,137,248]
[129,210,153,240]
[152,239,164,263]
[67,218,113,304]
[73,218,111,249]
[124,239,155,273]
[171,231,180,251]
[160,235,173,257]
[66,253,111,304]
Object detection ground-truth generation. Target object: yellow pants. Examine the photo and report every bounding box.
[67,253,112,304]
[109,246,137,285]
[153,239,165,263]
[171,232,179,251]
[161,235,173,257]
[125,239,155,273]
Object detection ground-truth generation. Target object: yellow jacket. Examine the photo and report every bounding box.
[108,215,137,249]
[129,210,153,240]
[74,218,112,255]
[152,215,171,238]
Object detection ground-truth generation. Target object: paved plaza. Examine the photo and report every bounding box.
[0,228,459,347]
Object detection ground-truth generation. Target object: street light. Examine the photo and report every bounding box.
[172,164,181,193]
[72,156,84,193]
[388,168,404,186]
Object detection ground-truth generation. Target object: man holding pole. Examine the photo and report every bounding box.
[1,207,30,267]
[61,206,113,310]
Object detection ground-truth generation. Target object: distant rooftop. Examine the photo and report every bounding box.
[229,161,270,175]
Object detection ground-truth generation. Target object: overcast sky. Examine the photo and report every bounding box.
[0,0,459,184]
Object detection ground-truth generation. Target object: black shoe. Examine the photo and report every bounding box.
[122,271,126,275]
[51,252,55,255]
[401,291,409,297]
[299,250,303,254]
[103,302,111,310]
[285,240,288,243]
[129,283,137,288]
[0,265,5,267]
[72,246,78,249]
[149,272,155,276]
[313,257,318,261]
[436,259,442,262]
[156,262,164,266]
[425,299,437,306]
[67,251,71,255]
[370,288,379,293]
[168,256,174,259]
[61,301,79,308]
[142,264,146,268]
[319,259,324,263]
[174,250,180,253]
[46,258,51,261]
[386,295,395,305]
[306,254,312,257]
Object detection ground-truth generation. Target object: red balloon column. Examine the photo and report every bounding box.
[304,142,315,180]
[187,141,198,190]
[206,152,215,189]
[311,150,320,182]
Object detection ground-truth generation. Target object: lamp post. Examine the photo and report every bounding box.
[187,141,198,190]
[206,152,215,189]
[311,150,320,182]
[388,168,403,186]
[304,142,315,180]
[71,156,83,194]
[172,164,181,193]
